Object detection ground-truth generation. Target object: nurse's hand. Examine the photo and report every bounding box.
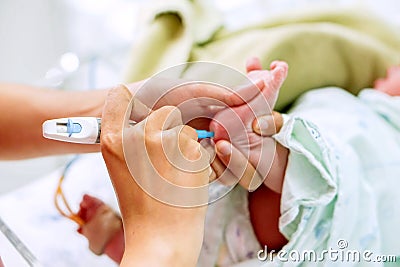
[127,76,264,130]
[100,85,211,267]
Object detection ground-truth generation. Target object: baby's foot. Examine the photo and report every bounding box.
[211,59,287,141]
[374,65,400,96]
[210,58,288,189]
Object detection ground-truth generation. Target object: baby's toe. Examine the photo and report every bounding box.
[246,57,263,72]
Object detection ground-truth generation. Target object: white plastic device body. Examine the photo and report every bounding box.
[42,117,100,144]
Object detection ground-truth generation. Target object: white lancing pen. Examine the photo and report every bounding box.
[42,117,214,144]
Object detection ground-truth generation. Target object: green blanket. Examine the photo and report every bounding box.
[125,0,400,110]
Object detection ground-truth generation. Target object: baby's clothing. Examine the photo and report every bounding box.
[199,88,400,266]
[273,88,400,266]
[198,184,261,267]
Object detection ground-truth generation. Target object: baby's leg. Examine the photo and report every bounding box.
[249,185,288,250]
[210,58,289,251]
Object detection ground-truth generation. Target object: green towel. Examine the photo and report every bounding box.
[124,0,222,82]
[125,1,400,110]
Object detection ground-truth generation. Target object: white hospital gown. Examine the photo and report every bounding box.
[200,87,400,267]
[272,88,400,266]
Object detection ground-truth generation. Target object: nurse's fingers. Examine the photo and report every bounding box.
[215,140,264,191]
[101,85,133,156]
[129,96,152,123]
[145,106,183,132]
[102,85,132,131]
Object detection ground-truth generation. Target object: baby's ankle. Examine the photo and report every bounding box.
[263,143,289,194]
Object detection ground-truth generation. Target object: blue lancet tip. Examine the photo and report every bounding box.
[196,130,214,139]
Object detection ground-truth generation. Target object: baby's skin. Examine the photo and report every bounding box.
[210,58,290,251]
[374,65,400,96]
[210,58,289,193]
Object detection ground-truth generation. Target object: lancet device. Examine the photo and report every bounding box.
[42,117,214,144]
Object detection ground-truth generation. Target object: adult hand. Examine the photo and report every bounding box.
[127,73,264,130]
[100,85,211,266]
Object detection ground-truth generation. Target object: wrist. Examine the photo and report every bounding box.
[122,232,198,267]
[121,215,205,267]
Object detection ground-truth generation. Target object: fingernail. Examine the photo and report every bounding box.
[257,117,270,131]
[248,172,264,192]
[217,142,231,156]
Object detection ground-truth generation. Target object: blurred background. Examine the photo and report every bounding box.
[0,0,399,193]
[0,0,146,193]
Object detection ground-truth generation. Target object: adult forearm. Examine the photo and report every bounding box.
[0,83,108,159]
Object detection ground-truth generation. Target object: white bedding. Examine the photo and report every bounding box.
[0,154,117,267]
